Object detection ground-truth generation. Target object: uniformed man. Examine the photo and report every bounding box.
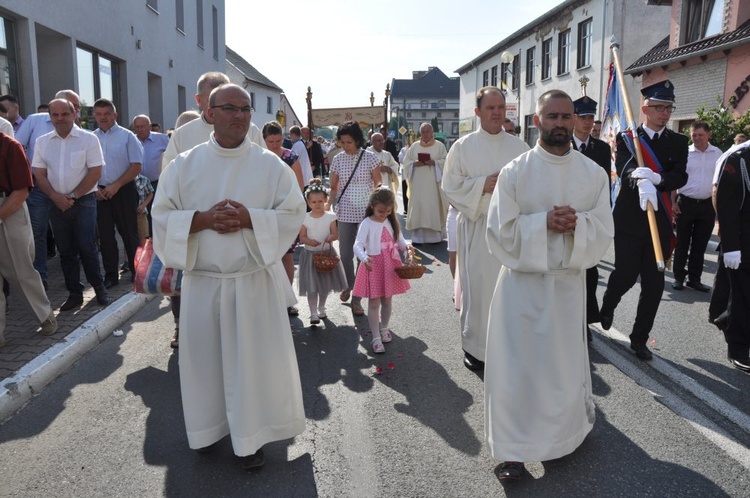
[572,96,612,339]
[714,146,750,373]
[599,80,688,360]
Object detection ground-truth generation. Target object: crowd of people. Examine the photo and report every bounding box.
[1,71,748,481]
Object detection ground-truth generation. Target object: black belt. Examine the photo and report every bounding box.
[678,194,711,204]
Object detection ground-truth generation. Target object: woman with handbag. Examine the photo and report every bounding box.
[327,121,381,316]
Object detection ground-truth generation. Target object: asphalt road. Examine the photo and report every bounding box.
[0,219,749,497]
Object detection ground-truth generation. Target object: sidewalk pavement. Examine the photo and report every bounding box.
[0,254,153,422]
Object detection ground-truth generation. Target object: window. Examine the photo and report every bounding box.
[250,92,255,110]
[76,46,119,127]
[212,5,219,60]
[524,114,538,147]
[420,100,428,109]
[0,16,19,97]
[482,69,489,87]
[491,65,498,86]
[500,62,510,89]
[147,0,158,12]
[558,29,570,75]
[175,0,184,32]
[525,47,535,85]
[454,112,459,118]
[430,102,438,109]
[541,38,552,80]
[421,112,427,118]
[511,55,519,90]
[452,122,459,135]
[577,18,593,68]
[683,0,723,44]
[177,85,186,114]
[407,112,412,118]
[196,0,204,48]
[438,101,446,108]
[266,96,272,114]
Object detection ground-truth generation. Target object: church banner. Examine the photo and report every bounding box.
[311,106,386,127]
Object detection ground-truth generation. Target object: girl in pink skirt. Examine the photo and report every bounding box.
[353,187,413,353]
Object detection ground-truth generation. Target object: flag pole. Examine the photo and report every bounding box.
[610,36,665,272]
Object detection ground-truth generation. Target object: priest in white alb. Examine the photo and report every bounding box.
[366,132,400,194]
[442,87,529,371]
[402,123,448,243]
[484,90,614,480]
[152,84,306,471]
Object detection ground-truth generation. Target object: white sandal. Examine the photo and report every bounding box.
[372,337,385,354]
[380,329,392,343]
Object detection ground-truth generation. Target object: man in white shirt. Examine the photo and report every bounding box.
[671,120,723,292]
[32,99,110,311]
[367,132,400,194]
[289,126,314,185]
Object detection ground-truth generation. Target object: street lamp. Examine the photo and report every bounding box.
[500,50,520,129]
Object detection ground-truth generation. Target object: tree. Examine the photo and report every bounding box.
[691,97,750,151]
[431,116,440,133]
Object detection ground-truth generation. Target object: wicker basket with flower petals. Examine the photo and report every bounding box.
[395,251,425,279]
[312,243,340,273]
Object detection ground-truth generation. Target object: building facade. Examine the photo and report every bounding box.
[456,0,671,145]
[390,67,460,144]
[0,0,225,129]
[225,46,287,132]
[626,0,750,131]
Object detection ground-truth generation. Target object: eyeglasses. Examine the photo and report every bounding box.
[210,104,252,115]
[646,104,676,113]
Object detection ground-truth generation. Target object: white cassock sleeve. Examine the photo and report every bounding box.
[442,139,487,222]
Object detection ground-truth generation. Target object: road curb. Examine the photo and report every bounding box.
[0,292,155,423]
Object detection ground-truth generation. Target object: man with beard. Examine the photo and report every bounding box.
[599,80,688,360]
[484,90,613,480]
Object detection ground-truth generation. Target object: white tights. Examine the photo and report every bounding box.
[306,293,329,314]
[368,297,392,341]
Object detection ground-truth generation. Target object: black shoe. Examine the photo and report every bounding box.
[94,287,111,306]
[240,448,265,470]
[103,278,119,289]
[599,309,613,331]
[497,461,524,480]
[728,355,750,373]
[686,280,710,292]
[672,279,684,290]
[195,441,219,454]
[60,293,84,311]
[463,351,485,371]
[630,343,653,361]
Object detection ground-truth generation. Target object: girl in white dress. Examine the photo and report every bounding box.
[297,179,347,325]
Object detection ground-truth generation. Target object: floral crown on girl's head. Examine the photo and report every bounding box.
[304,181,329,198]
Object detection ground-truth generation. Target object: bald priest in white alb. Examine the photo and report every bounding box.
[152,84,306,469]
[402,123,448,243]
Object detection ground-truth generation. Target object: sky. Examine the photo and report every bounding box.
[225,0,565,119]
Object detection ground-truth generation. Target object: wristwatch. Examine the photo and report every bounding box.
[70,191,78,200]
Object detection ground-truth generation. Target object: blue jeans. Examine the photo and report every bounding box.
[49,193,105,294]
[27,187,51,281]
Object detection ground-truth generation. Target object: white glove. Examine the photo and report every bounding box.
[637,179,658,212]
[724,251,742,270]
[631,168,662,185]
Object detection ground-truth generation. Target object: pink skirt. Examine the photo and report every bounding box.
[353,229,411,298]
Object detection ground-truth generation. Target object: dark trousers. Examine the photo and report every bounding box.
[49,193,105,294]
[586,266,601,324]
[27,187,51,280]
[709,247,730,326]
[147,180,158,238]
[401,178,409,213]
[725,265,750,359]
[601,232,665,345]
[97,182,140,281]
[673,195,715,283]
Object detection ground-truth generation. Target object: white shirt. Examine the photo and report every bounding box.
[0,117,14,137]
[291,139,313,185]
[31,127,104,195]
[679,143,722,200]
